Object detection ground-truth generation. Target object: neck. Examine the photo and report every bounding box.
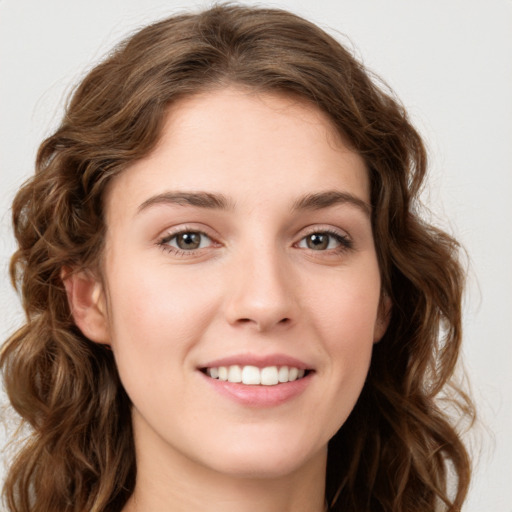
[123,427,327,512]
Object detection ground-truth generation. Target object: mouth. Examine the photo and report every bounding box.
[201,365,311,386]
[198,355,314,407]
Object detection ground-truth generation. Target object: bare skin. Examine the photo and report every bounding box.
[67,87,388,511]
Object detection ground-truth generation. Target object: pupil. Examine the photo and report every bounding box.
[308,234,328,250]
[177,232,200,250]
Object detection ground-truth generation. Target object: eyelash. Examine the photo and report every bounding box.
[297,229,353,253]
[156,228,353,257]
[157,228,214,257]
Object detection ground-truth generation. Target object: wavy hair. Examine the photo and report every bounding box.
[1,4,474,511]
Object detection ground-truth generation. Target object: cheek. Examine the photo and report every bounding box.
[306,266,380,398]
[105,263,219,367]
[104,265,223,421]
[322,298,376,386]
[309,265,381,342]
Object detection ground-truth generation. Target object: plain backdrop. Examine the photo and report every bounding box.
[1,1,511,510]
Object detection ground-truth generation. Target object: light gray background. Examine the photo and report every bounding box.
[1,1,511,510]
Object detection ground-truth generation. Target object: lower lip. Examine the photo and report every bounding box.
[199,371,313,407]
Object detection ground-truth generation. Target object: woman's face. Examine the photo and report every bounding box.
[98,88,387,479]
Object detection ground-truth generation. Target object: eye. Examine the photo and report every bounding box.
[159,230,213,251]
[297,231,352,251]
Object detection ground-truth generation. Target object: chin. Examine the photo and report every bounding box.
[197,436,326,480]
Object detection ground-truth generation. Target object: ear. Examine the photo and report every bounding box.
[373,293,392,343]
[62,268,110,344]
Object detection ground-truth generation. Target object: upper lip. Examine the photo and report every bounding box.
[199,353,312,370]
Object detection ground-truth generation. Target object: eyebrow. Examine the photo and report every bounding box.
[137,192,233,213]
[292,191,371,216]
[136,189,371,217]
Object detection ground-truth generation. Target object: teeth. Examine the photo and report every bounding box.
[206,365,307,386]
[261,366,278,386]
[228,365,242,383]
[278,366,289,382]
[242,365,261,385]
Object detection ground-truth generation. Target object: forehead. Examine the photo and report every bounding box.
[104,87,369,222]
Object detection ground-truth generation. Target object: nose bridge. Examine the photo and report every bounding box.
[224,236,297,331]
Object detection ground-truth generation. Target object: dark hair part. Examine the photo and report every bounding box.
[1,4,474,511]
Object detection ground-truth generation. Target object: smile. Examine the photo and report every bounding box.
[204,365,308,385]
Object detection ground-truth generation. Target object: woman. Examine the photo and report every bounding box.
[1,4,474,512]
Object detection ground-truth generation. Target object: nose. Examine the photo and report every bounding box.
[223,246,299,332]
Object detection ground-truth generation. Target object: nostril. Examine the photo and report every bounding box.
[231,316,293,331]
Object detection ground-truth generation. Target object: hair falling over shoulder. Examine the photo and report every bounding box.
[1,4,475,511]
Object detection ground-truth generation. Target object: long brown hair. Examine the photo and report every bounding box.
[1,4,474,511]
